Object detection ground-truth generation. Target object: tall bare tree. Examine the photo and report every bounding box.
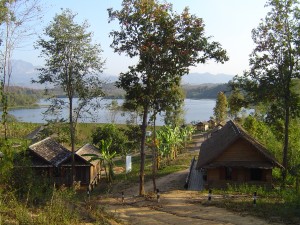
[34,9,105,184]
[0,0,42,139]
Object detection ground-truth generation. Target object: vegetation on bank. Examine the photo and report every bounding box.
[183,83,229,99]
[0,86,44,109]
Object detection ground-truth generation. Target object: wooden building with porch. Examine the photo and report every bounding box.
[196,120,283,189]
[28,137,101,186]
[76,143,102,186]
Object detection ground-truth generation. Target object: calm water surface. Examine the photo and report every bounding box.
[8,98,215,125]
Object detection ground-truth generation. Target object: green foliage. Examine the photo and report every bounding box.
[106,99,123,123]
[109,0,228,195]
[123,124,142,153]
[38,120,70,144]
[0,186,81,225]
[34,9,106,172]
[92,124,128,155]
[213,91,228,123]
[184,83,229,99]
[241,116,300,190]
[0,86,43,108]
[230,0,300,183]
[241,116,282,162]
[163,86,186,127]
[155,125,194,167]
[99,139,116,182]
[113,150,198,185]
[0,139,15,184]
[211,184,300,224]
[227,88,245,119]
[0,0,9,24]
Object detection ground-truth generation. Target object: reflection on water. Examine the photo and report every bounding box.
[8,98,216,125]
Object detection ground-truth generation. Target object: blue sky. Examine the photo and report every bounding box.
[13,0,269,77]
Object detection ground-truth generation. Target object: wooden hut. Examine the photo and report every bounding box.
[196,120,283,189]
[195,121,209,132]
[207,119,217,129]
[28,137,98,186]
[76,144,102,186]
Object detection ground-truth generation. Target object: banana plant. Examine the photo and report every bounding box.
[83,139,116,183]
[178,125,195,153]
[99,139,116,182]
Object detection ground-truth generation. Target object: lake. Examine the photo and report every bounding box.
[8,98,216,126]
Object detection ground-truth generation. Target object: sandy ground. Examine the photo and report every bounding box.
[96,169,281,225]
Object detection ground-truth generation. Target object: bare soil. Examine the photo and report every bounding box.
[95,169,282,225]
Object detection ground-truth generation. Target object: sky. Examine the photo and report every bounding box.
[13,0,269,77]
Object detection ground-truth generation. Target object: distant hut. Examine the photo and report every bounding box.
[195,121,209,132]
[207,119,217,129]
[196,120,283,189]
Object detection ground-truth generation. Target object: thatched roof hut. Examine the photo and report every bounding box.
[29,137,71,167]
[76,143,101,166]
[28,138,101,186]
[196,120,282,188]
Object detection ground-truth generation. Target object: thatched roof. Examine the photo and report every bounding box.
[196,120,283,169]
[29,137,71,167]
[196,121,209,126]
[25,125,45,141]
[76,144,101,166]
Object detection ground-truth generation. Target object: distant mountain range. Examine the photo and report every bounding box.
[9,59,234,88]
[182,73,234,84]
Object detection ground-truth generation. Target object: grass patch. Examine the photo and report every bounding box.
[93,150,198,195]
[203,184,300,224]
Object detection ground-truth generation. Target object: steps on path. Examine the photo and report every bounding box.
[186,157,204,191]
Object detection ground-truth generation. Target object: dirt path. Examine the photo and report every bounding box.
[97,169,280,225]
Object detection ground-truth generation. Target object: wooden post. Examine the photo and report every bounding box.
[122,191,125,203]
[87,187,90,202]
[253,192,257,206]
[97,172,101,182]
[156,189,160,203]
[208,189,212,201]
[90,183,94,191]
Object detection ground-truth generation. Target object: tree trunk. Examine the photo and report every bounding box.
[152,114,157,192]
[282,98,290,186]
[69,97,76,185]
[139,106,148,196]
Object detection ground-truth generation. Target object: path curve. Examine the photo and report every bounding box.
[98,169,280,225]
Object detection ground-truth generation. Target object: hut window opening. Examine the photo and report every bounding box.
[250,168,262,181]
[54,167,61,177]
[225,167,232,180]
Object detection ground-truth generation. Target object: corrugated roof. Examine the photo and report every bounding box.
[76,143,101,166]
[29,137,72,167]
[196,120,283,169]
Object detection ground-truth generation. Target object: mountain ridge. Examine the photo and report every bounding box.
[9,59,234,88]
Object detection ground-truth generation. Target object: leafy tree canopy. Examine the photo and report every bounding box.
[213,91,228,123]
[92,124,128,155]
[108,0,228,195]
